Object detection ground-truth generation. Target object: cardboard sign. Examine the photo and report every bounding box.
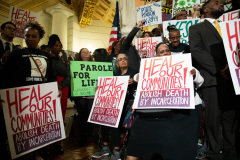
[133,54,195,109]
[70,61,113,96]
[174,0,200,9]
[224,3,232,12]
[136,2,162,26]
[8,6,40,38]
[162,6,172,22]
[135,37,162,58]
[0,82,65,159]
[163,18,200,44]
[220,20,240,95]
[88,76,129,128]
[219,9,240,22]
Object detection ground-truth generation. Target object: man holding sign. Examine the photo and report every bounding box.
[189,0,239,159]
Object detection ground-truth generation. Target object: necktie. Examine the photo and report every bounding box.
[214,20,222,38]
[5,42,10,52]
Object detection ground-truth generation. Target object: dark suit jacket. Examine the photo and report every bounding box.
[189,20,228,87]
[68,56,74,61]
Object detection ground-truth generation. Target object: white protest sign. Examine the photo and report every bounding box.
[88,76,129,128]
[133,53,195,109]
[135,36,162,58]
[219,9,240,22]
[163,18,200,44]
[220,19,240,95]
[136,2,162,27]
[8,6,40,38]
[0,82,65,159]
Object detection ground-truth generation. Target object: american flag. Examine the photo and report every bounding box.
[107,1,121,53]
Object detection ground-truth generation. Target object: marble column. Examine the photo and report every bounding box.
[46,3,74,50]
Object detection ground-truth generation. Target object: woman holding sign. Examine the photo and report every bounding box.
[74,48,99,147]
[126,43,204,160]
[2,22,57,160]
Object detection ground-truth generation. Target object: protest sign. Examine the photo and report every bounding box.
[220,19,240,95]
[219,9,240,22]
[135,37,162,58]
[173,0,200,10]
[8,6,40,38]
[0,82,65,159]
[133,54,194,109]
[224,3,232,12]
[163,18,200,44]
[162,6,172,21]
[136,2,162,27]
[70,61,113,96]
[88,76,129,128]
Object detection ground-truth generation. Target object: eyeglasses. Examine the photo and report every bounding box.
[170,36,181,40]
[117,57,127,61]
[5,26,16,31]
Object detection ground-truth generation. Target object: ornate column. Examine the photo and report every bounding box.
[38,11,52,46]
[46,3,74,50]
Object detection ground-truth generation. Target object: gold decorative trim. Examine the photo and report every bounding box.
[79,0,98,27]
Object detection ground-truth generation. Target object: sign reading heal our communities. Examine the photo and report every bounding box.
[136,2,162,27]
[0,82,65,159]
[220,19,240,95]
[163,18,200,44]
[135,37,162,58]
[133,54,194,109]
[219,9,240,22]
[8,6,40,38]
[70,61,113,96]
[88,76,129,128]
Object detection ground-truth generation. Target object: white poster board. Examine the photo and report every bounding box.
[135,36,162,58]
[220,19,240,95]
[163,18,200,44]
[133,54,195,109]
[219,9,240,22]
[88,76,129,128]
[136,2,162,27]
[0,82,65,159]
[8,6,40,38]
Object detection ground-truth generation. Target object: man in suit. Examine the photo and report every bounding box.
[189,0,239,159]
[0,21,17,159]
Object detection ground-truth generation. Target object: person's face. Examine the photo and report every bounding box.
[81,48,90,61]
[206,0,224,18]
[51,41,62,55]
[156,44,171,57]
[144,33,151,38]
[117,54,128,68]
[114,42,121,52]
[169,31,181,47]
[24,28,40,49]
[1,24,16,40]
[176,11,188,20]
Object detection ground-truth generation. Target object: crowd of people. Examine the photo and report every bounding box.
[0,0,240,160]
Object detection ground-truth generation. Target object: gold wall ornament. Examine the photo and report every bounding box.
[79,0,98,27]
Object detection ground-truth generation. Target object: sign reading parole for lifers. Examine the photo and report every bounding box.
[133,54,195,109]
[0,82,65,159]
[8,6,40,38]
[163,18,200,44]
[88,76,129,128]
[135,37,162,58]
[70,61,113,96]
[136,2,162,27]
[220,19,240,95]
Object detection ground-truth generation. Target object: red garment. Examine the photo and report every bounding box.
[57,76,68,121]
